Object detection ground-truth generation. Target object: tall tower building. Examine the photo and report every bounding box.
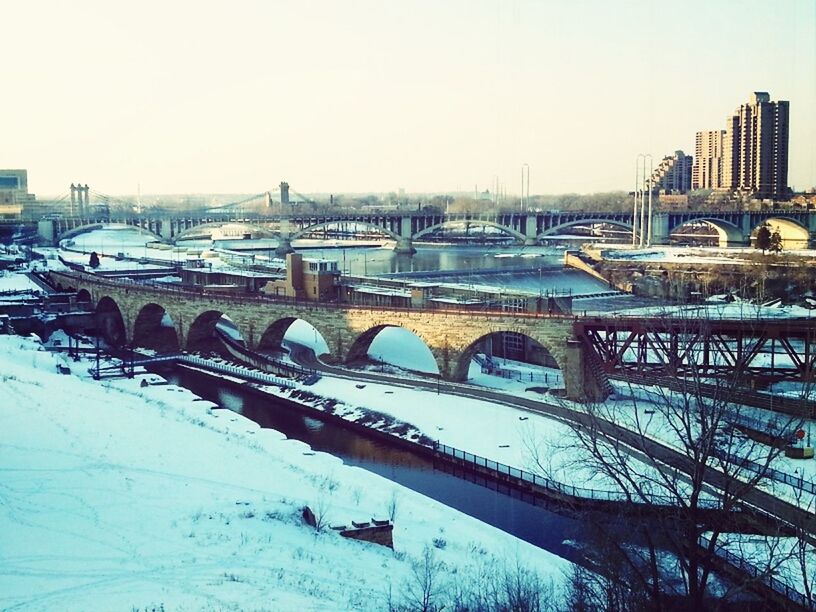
[692,131,725,190]
[723,92,790,199]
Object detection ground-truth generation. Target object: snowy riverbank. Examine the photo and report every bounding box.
[0,335,571,610]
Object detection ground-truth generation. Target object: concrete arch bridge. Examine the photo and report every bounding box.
[37,209,816,251]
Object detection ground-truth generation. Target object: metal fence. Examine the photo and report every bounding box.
[178,354,294,388]
[713,447,816,498]
[699,533,808,608]
[432,441,717,508]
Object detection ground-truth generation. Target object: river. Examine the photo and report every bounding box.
[162,366,585,561]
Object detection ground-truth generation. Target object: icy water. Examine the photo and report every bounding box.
[163,367,584,561]
[66,226,617,296]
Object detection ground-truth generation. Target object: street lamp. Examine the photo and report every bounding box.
[634,154,653,248]
[521,164,530,212]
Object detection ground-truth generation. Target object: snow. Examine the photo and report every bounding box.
[267,362,650,494]
[0,335,572,610]
[367,327,439,374]
[0,271,42,293]
[283,319,331,356]
[600,245,816,265]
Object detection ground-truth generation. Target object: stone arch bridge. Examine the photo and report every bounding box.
[51,271,605,402]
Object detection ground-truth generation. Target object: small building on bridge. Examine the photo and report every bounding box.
[261,253,340,301]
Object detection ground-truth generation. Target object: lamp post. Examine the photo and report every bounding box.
[634,154,653,248]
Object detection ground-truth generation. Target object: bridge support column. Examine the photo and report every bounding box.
[650,214,670,245]
[561,339,609,402]
[37,220,56,245]
[275,237,294,256]
[393,216,416,254]
[523,214,537,245]
[276,218,295,256]
[393,237,416,254]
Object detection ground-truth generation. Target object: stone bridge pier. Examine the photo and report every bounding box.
[50,271,608,402]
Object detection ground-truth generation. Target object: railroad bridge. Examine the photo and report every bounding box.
[49,271,604,401]
[35,208,816,251]
[49,271,816,402]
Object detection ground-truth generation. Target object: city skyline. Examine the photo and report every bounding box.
[3,0,815,197]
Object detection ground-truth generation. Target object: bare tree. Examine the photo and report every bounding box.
[530,314,803,609]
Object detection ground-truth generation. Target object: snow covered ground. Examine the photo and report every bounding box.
[0,271,43,294]
[600,245,816,265]
[0,335,572,610]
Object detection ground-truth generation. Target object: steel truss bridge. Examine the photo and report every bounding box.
[577,317,816,383]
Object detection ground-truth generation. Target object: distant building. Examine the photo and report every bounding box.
[651,150,693,193]
[0,170,36,220]
[724,92,790,199]
[693,92,790,200]
[692,131,725,190]
[657,193,690,210]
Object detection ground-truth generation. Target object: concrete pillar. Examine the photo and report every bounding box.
[156,218,172,241]
[276,218,295,256]
[561,339,586,402]
[70,184,77,216]
[37,220,56,245]
[523,214,537,245]
[393,216,416,254]
[280,182,290,206]
[650,213,670,245]
[740,214,754,246]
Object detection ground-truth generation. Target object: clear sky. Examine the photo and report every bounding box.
[4,0,815,197]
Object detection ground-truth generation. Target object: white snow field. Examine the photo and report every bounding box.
[0,335,571,611]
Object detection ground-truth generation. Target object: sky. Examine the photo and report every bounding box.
[3,0,815,197]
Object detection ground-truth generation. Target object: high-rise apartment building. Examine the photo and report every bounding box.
[693,92,790,198]
[692,130,725,190]
[652,150,693,193]
[723,92,789,199]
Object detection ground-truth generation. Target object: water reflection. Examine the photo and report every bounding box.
[163,368,582,559]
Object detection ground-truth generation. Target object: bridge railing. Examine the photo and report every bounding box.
[432,441,720,508]
[177,354,294,389]
[50,270,579,320]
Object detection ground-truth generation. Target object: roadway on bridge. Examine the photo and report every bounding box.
[281,341,816,536]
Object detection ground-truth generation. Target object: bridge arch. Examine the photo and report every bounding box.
[290,220,400,242]
[60,222,163,243]
[185,310,251,353]
[173,221,276,242]
[453,329,564,382]
[257,317,332,358]
[669,218,744,247]
[413,220,526,243]
[539,218,634,240]
[132,303,180,353]
[76,288,92,305]
[346,324,439,374]
[751,217,810,248]
[95,295,127,347]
